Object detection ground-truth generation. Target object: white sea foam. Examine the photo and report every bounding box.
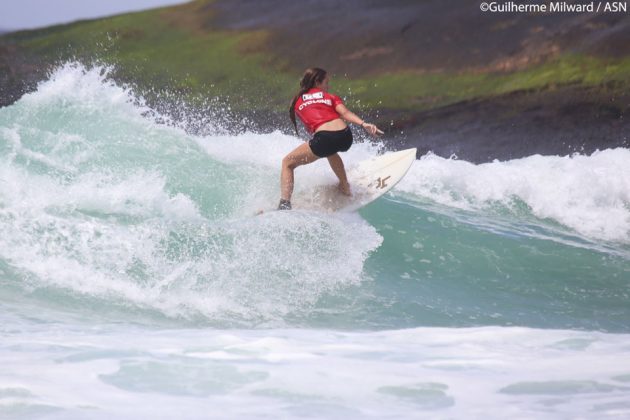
[0,148,382,324]
[1,319,629,419]
[396,151,630,243]
[20,62,149,118]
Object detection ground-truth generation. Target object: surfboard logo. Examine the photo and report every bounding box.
[375,175,391,189]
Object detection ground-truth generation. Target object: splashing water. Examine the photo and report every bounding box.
[1,63,629,419]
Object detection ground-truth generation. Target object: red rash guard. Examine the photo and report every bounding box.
[294,88,344,134]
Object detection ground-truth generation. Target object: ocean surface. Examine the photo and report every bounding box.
[1,63,629,419]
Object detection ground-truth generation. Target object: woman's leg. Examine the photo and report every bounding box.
[327,153,351,196]
[280,142,320,204]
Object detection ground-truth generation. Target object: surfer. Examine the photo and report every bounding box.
[278,67,384,210]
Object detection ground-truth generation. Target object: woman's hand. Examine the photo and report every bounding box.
[362,122,384,136]
[334,104,385,136]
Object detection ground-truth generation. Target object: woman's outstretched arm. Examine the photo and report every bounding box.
[335,104,384,136]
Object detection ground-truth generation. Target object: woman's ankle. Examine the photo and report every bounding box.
[278,199,292,210]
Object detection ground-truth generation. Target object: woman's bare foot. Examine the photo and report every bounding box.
[338,182,352,196]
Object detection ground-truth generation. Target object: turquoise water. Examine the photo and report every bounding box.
[1,63,629,419]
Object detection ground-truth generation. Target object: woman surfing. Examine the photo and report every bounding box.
[278,67,384,210]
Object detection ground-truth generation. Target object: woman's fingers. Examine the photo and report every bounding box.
[363,123,384,136]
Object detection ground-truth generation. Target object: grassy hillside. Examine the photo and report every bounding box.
[3,0,630,114]
[2,2,293,109]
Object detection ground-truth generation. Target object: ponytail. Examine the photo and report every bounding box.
[289,67,327,136]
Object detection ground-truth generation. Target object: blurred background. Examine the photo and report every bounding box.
[1,0,629,161]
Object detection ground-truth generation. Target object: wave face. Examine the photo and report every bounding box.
[1,63,629,419]
[0,63,385,327]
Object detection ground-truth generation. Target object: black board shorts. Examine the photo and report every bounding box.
[308,127,353,158]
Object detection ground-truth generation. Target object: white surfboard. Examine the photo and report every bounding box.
[290,147,417,212]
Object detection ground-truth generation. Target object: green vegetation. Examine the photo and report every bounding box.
[5,1,295,109]
[336,54,630,111]
[4,0,630,114]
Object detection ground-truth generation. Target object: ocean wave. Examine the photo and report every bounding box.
[396,151,630,244]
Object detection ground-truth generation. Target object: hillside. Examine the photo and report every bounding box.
[1,0,629,161]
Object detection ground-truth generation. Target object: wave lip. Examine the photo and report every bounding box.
[397,150,630,244]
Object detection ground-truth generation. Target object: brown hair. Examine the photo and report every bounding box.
[289,67,328,136]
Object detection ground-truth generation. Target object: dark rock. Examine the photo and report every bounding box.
[387,84,630,162]
[210,0,630,75]
[0,42,50,107]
